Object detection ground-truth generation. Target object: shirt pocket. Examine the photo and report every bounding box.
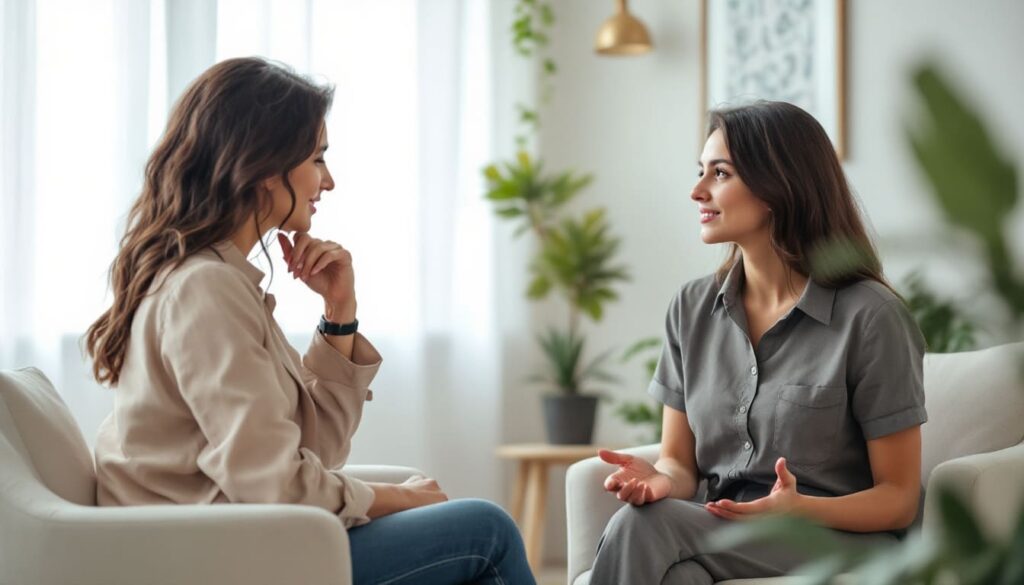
[771,384,846,468]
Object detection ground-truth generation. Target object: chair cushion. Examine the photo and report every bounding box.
[920,342,1024,482]
[0,368,96,505]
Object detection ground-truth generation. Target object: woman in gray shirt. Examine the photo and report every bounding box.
[590,101,926,584]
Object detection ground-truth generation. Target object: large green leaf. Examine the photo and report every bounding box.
[996,506,1024,584]
[526,274,552,299]
[707,515,844,558]
[937,487,990,557]
[906,64,1024,316]
[851,532,939,585]
[908,67,1017,240]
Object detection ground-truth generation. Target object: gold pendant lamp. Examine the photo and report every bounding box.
[595,0,653,56]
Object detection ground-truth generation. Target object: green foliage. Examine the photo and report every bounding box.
[902,272,977,353]
[511,0,558,146]
[484,152,628,323]
[614,337,664,443]
[808,236,876,283]
[614,401,662,444]
[529,329,618,396]
[483,151,593,236]
[486,1,627,398]
[511,0,553,57]
[531,209,630,321]
[707,488,1024,585]
[907,65,1024,318]
[622,337,661,379]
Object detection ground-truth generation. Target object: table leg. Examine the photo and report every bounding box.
[511,460,529,525]
[522,460,549,574]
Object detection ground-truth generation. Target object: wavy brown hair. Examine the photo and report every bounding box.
[709,101,893,292]
[86,57,334,385]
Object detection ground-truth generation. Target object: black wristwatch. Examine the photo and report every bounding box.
[318,315,359,336]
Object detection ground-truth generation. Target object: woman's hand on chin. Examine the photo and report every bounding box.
[278,231,356,318]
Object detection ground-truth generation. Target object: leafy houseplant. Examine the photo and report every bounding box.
[903,272,977,353]
[484,1,630,444]
[706,63,1024,585]
[615,337,663,444]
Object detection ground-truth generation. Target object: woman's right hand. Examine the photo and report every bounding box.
[398,475,449,508]
[599,449,672,506]
[367,475,448,518]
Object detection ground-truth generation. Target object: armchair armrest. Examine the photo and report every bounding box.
[2,493,348,585]
[566,444,660,584]
[343,464,424,484]
[923,441,1024,540]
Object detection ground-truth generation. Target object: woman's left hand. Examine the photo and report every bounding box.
[705,457,801,521]
[278,232,355,315]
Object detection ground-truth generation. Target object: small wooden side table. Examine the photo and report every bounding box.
[496,443,605,573]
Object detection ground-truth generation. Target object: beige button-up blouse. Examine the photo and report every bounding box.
[94,241,380,528]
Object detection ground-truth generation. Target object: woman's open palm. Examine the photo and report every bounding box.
[599,449,672,506]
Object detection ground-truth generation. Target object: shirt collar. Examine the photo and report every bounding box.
[211,241,266,288]
[712,259,744,315]
[711,258,835,325]
[794,278,836,325]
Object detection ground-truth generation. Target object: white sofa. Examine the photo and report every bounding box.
[566,342,1024,585]
[0,367,424,585]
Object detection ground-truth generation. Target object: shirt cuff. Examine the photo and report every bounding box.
[332,471,375,528]
[648,378,686,412]
[303,330,382,389]
[860,405,928,440]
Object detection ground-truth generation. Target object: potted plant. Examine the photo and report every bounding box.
[484,153,629,443]
[484,1,630,444]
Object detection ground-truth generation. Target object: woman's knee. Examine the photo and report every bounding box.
[442,498,520,541]
[607,499,673,533]
[603,499,710,549]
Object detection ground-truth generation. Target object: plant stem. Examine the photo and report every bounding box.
[527,201,548,240]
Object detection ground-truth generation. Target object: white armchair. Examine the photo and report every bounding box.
[0,367,423,585]
[566,342,1024,585]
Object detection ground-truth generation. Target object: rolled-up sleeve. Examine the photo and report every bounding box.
[648,291,687,412]
[299,331,382,468]
[158,266,374,527]
[849,299,928,440]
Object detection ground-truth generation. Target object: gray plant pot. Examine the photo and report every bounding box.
[542,394,598,445]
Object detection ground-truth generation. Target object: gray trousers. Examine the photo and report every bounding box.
[588,499,897,585]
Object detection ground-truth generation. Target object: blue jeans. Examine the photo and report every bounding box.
[347,498,536,585]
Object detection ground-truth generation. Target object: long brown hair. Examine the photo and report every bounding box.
[86,57,334,385]
[709,101,892,291]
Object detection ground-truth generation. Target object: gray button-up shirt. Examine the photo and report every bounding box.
[649,261,927,502]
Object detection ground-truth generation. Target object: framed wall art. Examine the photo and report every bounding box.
[700,0,847,158]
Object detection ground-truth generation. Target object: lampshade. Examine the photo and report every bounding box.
[595,0,653,56]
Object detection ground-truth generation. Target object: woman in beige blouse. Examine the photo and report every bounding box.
[86,57,533,585]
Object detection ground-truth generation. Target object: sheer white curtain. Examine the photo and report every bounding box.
[0,0,501,501]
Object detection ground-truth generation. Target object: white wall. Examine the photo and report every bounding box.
[496,0,1024,565]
